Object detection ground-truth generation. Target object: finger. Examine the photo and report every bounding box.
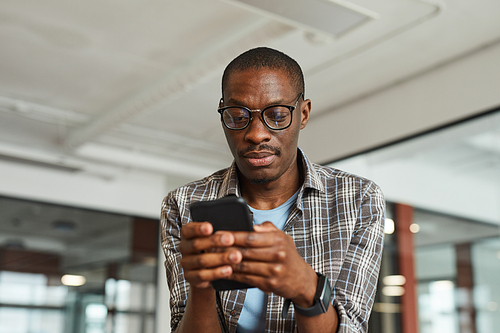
[181,222,213,240]
[179,231,235,254]
[232,230,285,248]
[228,272,283,294]
[181,250,242,270]
[237,247,287,262]
[231,260,284,277]
[184,265,233,288]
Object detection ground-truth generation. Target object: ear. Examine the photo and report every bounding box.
[299,98,311,130]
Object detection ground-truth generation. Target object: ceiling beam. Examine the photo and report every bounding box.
[63,20,294,151]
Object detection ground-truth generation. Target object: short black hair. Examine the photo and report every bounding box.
[221,47,305,98]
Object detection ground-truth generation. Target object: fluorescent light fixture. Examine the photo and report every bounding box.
[385,218,395,234]
[61,274,86,287]
[409,223,420,233]
[383,275,406,286]
[225,0,377,37]
[382,286,405,297]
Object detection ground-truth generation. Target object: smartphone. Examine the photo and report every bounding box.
[190,195,255,290]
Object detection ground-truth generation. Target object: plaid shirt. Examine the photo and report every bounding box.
[161,150,385,333]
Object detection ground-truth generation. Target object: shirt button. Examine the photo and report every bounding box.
[230,310,237,316]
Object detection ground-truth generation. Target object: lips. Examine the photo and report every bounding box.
[243,151,276,167]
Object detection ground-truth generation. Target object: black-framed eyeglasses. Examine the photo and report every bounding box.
[217,93,303,130]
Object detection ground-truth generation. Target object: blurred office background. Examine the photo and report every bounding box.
[0,1,499,332]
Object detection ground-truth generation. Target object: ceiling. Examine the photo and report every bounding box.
[0,0,499,183]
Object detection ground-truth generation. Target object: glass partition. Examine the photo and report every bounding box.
[329,109,500,333]
[0,197,158,333]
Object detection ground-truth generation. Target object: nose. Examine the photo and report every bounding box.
[244,113,271,145]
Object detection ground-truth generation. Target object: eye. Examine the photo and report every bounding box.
[264,107,290,124]
[223,108,249,128]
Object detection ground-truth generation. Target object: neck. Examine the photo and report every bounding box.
[239,158,303,210]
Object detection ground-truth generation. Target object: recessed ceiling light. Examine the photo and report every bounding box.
[409,223,420,233]
[61,274,86,287]
[52,220,76,232]
[382,286,405,297]
[383,275,406,286]
[225,0,377,37]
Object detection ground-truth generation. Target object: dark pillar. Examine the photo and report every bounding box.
[131,217,159,263]
[455,243,477,333]
[395,203,418,333]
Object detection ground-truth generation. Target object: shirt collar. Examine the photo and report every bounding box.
[218,148,325,200]
[218,161,241,198]
[298,147,324,193]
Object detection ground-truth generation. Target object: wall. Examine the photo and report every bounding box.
[0,160,168,219]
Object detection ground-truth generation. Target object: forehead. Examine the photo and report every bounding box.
[223,68,294,103]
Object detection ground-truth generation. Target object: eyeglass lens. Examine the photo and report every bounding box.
[222,106,291,129]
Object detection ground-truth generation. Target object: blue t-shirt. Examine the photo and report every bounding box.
[236,191,299,333]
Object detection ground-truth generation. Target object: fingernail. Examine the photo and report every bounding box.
[221,233,232,245]
[201,224,210,234]
[221,266,231,276]
[229,252,239,263]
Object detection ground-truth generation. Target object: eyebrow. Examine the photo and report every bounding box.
[225,98,288,107]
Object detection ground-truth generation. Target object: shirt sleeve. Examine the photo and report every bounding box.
[160,192,189,332]
[332,181,385,333]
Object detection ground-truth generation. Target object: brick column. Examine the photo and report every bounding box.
[395,203,418,333]
[455,243,477,333]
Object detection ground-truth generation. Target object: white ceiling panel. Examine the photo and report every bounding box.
[0,0,499,192]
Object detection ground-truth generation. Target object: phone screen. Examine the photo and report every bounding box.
[189,195,255,290]
[190,195,253,232]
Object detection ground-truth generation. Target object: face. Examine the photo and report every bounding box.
[221,68,311,185]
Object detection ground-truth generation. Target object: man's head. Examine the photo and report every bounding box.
[220,47,311,186]
[222,47,305,100]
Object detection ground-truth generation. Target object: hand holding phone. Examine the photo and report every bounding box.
[190,195,255,290]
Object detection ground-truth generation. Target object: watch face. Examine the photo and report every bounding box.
[317,274,330,313]
[316,274,327,299]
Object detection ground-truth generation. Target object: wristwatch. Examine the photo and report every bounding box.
[282,272,332,318]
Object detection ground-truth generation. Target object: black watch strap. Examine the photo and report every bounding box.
[281,272,332,318]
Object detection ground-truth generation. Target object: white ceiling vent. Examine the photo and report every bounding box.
[224,0,378,36]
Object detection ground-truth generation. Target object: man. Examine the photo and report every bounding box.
[161,47,385,333]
